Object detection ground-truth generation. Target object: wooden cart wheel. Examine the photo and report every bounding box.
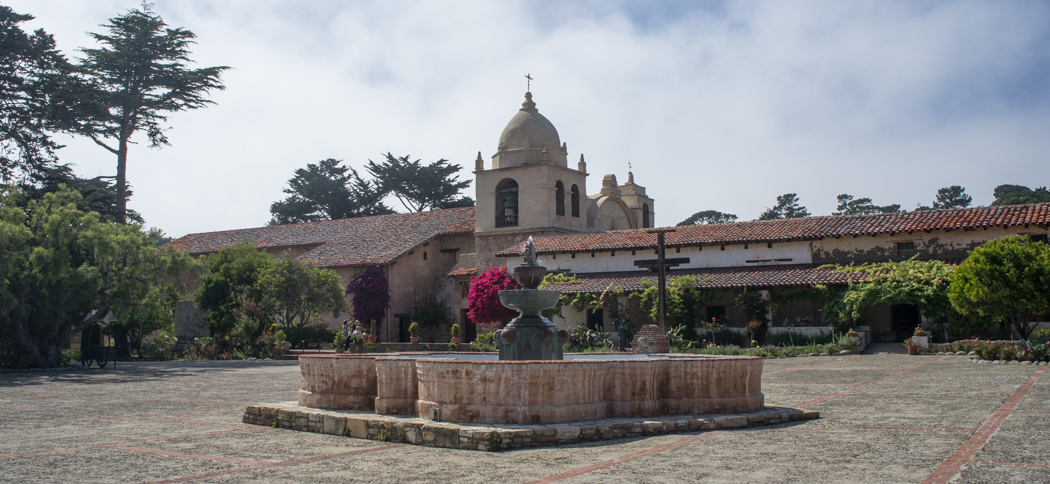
[96,352,108,369]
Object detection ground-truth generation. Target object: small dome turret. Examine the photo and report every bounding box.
[492,92,568,169]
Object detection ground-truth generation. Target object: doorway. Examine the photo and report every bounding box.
[892,304,920,342]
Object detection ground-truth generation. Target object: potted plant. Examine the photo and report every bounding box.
[846,328,858,338]
[368,320,379,344]
[408,322,419,344]
[332,332,347,353]
[451,323,461,344]
[272,329,288,357]
[903,338,921,355]
[912,325,928,349]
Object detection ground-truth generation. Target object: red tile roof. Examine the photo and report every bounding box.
[548,264,867,294]
[448,266,478,278]
[168,208,475,267]
[498,203,1050,256]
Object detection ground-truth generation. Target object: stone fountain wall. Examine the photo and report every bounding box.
[298,353,764,425]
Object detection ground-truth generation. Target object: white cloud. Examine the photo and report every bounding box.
[7,0,1049,235]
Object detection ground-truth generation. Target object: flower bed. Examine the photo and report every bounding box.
[943,332,1050,363]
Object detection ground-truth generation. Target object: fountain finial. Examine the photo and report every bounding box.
[522,236,538,267]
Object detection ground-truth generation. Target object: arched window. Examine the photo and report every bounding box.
[571,184,580,218]
[555,181,565,216]
[496,179,519,227]
[642,203,650,228]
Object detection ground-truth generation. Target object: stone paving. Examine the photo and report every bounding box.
[1,354,1047,483]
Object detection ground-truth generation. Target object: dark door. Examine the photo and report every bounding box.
[396,315,410,343]
[463,309,476,343]
[892,304,920,341]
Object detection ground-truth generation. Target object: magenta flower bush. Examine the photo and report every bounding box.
[346,266,390,327]
[467,267,520,325]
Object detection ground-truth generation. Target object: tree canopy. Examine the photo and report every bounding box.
[366,153,473,212]
[195,241,346,342]
[677,210,738,226]
[933,185,972,209]
[269,158,392,225]
[0,6,74,184]
[833,194,901,216]
[259,254,347,329]
[0,186,190,368]
[991,184,1050,206]
[758,193,810,220]
[73,6,228,223]
[194,241,274,337]
[917,185,972,211]
[949,235,1050,340]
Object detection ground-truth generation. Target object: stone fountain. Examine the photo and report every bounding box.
[287,237,766,428]
[495,237,568,360]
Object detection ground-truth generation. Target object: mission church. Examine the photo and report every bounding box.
[171,91,1050,343]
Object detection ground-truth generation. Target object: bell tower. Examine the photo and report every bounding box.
[474,92,591,267]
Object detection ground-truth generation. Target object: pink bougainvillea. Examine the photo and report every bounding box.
[467,266,520,325]
[346,266,390,328]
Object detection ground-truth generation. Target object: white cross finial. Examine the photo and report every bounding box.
[525,73,533,91]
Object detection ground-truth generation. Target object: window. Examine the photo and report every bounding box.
[571,184,580,217]
[586,308,604,331]
[555,181,565,216]
[896,241,918,257]
[707,305,726,322]
[1031,234,1048,244]
[642,203,650,228]
[495,179,519,227]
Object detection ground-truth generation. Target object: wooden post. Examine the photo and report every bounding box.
[646,228,676,333]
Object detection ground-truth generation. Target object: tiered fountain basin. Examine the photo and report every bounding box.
[298,352,764,425]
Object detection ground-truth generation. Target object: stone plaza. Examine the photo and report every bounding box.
[3,352,1048,482]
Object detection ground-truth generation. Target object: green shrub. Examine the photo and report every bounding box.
[975,341,1000,361]
[1030,329,1050,347]
[61,349,82,366]
[1000,345,1018,361]
[285,323,335,348]
[1018,340,1049,362]
[145,331,178,360]
[564,325,611,352]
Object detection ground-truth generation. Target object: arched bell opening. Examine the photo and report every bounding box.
[496,179,519,227]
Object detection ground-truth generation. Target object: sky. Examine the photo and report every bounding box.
[7,0,1050,238]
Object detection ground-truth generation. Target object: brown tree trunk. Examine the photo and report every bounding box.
[116,131,129,224]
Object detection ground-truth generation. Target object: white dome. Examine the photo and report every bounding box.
[492,92,567,168]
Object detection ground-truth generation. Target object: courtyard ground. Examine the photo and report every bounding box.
[1,354,1046,483]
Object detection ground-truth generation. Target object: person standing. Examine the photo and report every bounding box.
[341,320,351,350]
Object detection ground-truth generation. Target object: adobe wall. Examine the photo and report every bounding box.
[383,233,475,342]
[812,225,1048,264]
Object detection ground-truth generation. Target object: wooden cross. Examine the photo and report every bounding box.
[643,229,676,332]
[525,73,533,91]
